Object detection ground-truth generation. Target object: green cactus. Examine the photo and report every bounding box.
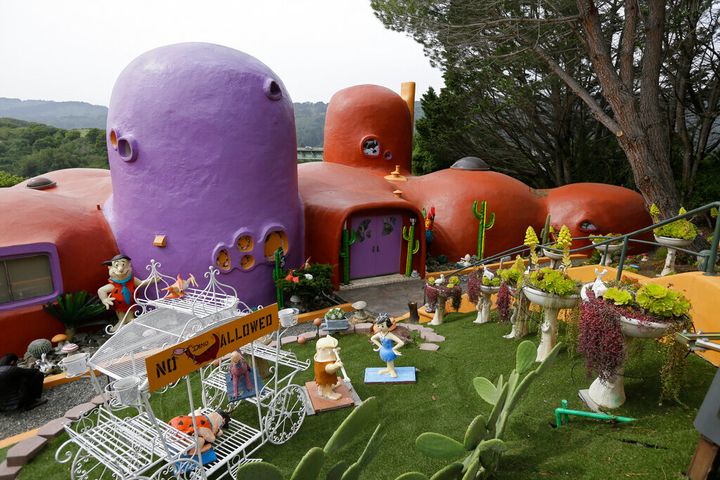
[540,214,552,245]
[237,397,382,480]
[339,226,358,285]
[472,200,495,260]
[403,219,421,276]
[273,248,285,309]
[412,341,562,479]
[26,338,52,358]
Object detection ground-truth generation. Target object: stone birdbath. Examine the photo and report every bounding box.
[502,286,529,339]
[654,235,692,276]
[351,300,368,324]
[586,316,670,409]
[594,243,623,266]
[474,284,500,324]
[523,286,579,361]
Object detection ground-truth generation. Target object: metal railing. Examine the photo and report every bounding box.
[438,201,720,281]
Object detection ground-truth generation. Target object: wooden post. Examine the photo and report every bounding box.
[688,436,719,479]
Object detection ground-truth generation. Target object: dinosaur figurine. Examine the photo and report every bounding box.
[163,274,198,299]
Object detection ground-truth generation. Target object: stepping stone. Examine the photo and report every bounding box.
[405,324,425,332]
[318,329,329,337]
[90,394,109,405]
[419,343,440,352]
[6,436,47,467]
[421,331,445,342]
[37,418,71,439]
[64,402,97,421]
[0,461,21,480]
[340,325,355,335]
[299,331,317,342]
[281,335,297,345]
[354,323,373,334]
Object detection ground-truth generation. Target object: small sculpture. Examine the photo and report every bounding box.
[370,313,405,378]
[459,254,472,268]
[591,268,609,298]
[168,410,231,455]
[97,254,144,328]
[313,336,344,400]
[163,273,198,299]
[229,351,253,397]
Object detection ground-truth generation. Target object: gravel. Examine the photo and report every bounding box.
[0,375,105,439]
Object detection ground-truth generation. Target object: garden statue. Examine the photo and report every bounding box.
[168,410,231,457]
[370,313,405,378]
[313,336,344,400]
[591,268,609,298]
[229,351,254,397]
[97,254,144,329]
[459,254,472,268]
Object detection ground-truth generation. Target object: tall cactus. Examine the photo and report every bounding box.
[404,341,562,480]
[339,225,357,285]
[540,214,552,245]
[403,218,420,276]
[472,200,495,260]
[273,248,284,309]
[237,397,384,480]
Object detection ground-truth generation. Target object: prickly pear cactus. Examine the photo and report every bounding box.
[26,338,52,358]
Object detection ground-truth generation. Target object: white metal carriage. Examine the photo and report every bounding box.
[55,260,310,480]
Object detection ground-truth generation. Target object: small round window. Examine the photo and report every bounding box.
[109,130,118,150]
[361,137,380,158]
[216,249,231,271]
[237,235,254,252]
[264,230,289,261]
[241,255,255,270]
[117,136,137,162]
[384,151,393,160]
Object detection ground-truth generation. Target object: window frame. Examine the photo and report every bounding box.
[0,243,63,311]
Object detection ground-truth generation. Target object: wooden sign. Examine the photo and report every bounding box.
[145,304,279,392]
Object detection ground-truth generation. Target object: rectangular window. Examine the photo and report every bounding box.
[0,255,54,304]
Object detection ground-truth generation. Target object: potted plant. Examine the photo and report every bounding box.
[579,280,692,408]
[649,204,698,276]
[590,233,623,266]
[322,306,350,333]
[468,268,500,325]
[496,256,529,339]
[424,275,462,325]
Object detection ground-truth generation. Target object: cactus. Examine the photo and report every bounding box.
[403,219,421,276]
[26,338,52,358]
[237,397,383,480]
[472,200,495,260]
[339,226,358,285]
[413,341,562,479]
[273,248,285,309]
[540,214,552,245]
[523,227,539,267]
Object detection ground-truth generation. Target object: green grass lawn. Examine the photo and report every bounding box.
[18,313,715,479]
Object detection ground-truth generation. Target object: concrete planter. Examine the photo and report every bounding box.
[523,286,579,361]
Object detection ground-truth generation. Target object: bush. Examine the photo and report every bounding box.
[44,291,106,339]
[275,263,333,312]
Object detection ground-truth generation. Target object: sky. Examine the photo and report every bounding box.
[0,0,445,106]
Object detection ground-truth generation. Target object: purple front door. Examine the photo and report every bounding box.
[350,214,402,279]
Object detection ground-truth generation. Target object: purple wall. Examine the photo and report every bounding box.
[104,43,303,307]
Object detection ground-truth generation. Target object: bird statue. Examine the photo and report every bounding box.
[163,274,198,299]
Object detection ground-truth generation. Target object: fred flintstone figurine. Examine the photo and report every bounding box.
[370,313,405,378]
[98,254,144,330]
[313,336,344,400]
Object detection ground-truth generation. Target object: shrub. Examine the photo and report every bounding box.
[44,291,106,339]
[527,268,580,296]
[275,263,333,312]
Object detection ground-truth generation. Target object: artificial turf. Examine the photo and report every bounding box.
[17,312,715,479]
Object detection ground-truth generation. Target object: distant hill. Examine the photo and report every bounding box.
[0,98,107,129]
[0,97,424,148]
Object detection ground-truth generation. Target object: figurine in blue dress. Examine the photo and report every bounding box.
[370,313,405,378]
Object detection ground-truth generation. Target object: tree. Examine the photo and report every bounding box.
[371,0,720,217]
[0,170,24,188]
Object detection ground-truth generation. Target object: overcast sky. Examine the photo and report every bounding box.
[0,0,445,106]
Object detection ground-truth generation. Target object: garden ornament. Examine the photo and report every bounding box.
[97,254,144,329]
[168,409,231,454]
[459,254,472,268]
[229,351,253,396]
[554,399,634,429]
[163,273,198,299]
[370,313,405,378]
[313,336,344,400]
[591,268,608,298]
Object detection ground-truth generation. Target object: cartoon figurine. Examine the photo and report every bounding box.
[370,313,405,378]
[229,351,253,397]
[163,273,198,299]
[97,254,144,329]
[168,410,231,456]
[313,336,344,400]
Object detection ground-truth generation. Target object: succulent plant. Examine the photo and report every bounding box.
[27,338,53,358]
[405,341,562,479]
[237,397,385,480]
[650,205,698,240]
[523,227,540,267]
[527,268,580,297]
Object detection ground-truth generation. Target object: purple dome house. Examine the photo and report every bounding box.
[104,43,303,307]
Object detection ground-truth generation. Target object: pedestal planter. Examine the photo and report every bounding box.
[523,287,579,361]
[587,316,670,409]
[429,301,446,326]
[655,235,692,276]
[542,248,564,269]
[503,287,529,339]
[474,285,500,324]
[594,243,622,266]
